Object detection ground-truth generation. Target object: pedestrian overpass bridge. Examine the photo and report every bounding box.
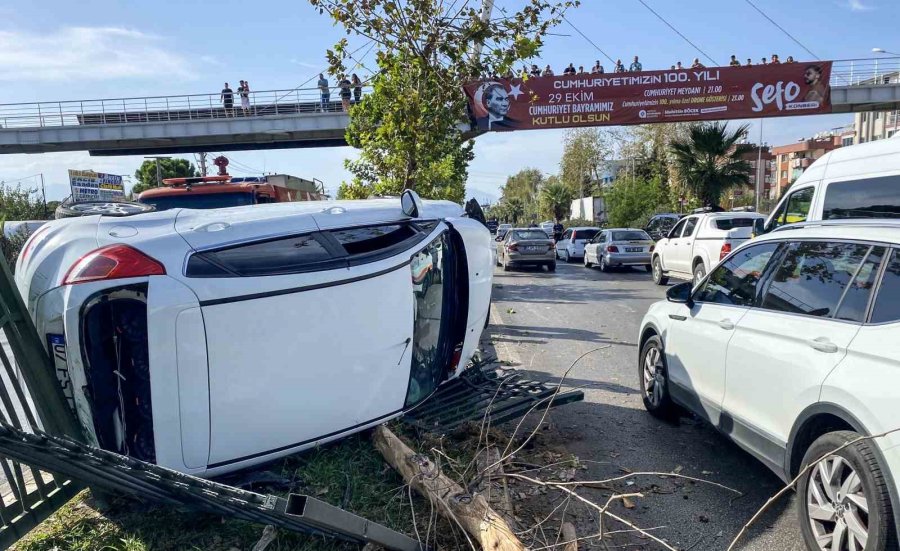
[1,58,899,156]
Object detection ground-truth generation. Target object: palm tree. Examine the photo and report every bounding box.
[670,122,752,209]
[540,181,574,222]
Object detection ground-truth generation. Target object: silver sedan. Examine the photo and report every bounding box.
[583,228,654,272]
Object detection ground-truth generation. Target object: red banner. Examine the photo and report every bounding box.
[465,61,832,132]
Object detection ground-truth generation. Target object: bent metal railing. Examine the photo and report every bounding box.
[0,58,897,131]
[0,86,371,130]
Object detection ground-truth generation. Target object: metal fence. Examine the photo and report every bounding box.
[0,255,83,548]
[831,57,900,86]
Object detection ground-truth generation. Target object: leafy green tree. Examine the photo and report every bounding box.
[540,179,573,221]
[670,122,752,209]
[0,185,49,220]
[133,158,198,196]
[312,0,577,202]
[560,128,611,197]
[604,175,670,228]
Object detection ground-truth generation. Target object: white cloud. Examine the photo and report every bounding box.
[0,27,194,82]
[839,0,874,11]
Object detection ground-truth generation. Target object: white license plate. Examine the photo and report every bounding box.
[524,246,544,253]
[47,334,76,412]
[626,247,643,253]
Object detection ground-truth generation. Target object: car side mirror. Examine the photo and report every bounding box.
[666,282,694,307]
[495,236,503,241]
[401,189,422,218]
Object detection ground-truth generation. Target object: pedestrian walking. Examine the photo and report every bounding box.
[339,75,352,112]
[317,73,330,112]
[351,74,362,102]
[220,82,234,117]
[629,55,642,72]
[729,55,740,67]
[239,80,251,115]
[614,59,625,73]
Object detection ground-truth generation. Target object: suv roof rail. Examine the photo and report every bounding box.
[772,219,900,232]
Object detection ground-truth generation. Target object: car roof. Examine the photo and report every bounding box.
[758,220,900,244]
[569,226,600,230]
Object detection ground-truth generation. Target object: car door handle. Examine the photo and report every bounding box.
[808,337,838,354]
[717,319,735,330]
[669,314,687,321]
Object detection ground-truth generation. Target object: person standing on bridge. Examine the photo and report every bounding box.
[746,58,753,66]
[591,60,604,74]
[339,75,352,112]
[691,58,705,69]
[542,65,554,77]
[318,73,330,112]
[239,80,251,116]
[221,83,234,117]
[729,55,741,67]
[629,56,642,72]
[351,74,362,103]
[614,59,625,73]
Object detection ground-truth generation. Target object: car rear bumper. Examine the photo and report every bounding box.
[605,253,651,266]
[507,252,555,265]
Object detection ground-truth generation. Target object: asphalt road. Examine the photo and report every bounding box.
[488,260,805,551]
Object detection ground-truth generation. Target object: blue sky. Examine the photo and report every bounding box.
[0,0,896,203]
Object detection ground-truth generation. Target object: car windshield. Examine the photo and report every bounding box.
[140,192,256,211]
[611,231,650,241]
[573,229,599,240]
[714,217,759,230]
[511,230,549,241]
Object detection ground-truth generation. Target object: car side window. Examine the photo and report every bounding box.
[186,233,337,277]
[695,243,780,306]
[562,230,572,241]
[761,241,870,318]
[834,247,886,322]
[771,187,815,229]
[823,175,900,220]
[669,219,686,239]
[871,249,900,324]
[682,217,698,237]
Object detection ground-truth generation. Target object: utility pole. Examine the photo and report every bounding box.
[471,0,495,63]
[39,173,47,219]
[197,152,208,177]
[144,156,171,187]
[755,120,764,213]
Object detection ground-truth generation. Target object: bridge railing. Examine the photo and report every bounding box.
[0,86,370,130]
[831,57,900,86]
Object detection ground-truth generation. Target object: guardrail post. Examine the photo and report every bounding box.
[144,98,148,122]
[275,93,279,115]
[166,98,170,121]
[101,100,106,124]
[80,101,84,124]
[209,95,215,119]
[849,61,854,85]
[122,99,127,123]
[187,96,192,120]
[37,104,42,127]
[58,103,64,126]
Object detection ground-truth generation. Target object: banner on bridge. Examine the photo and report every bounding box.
[68,170,125,202]
[465,61,832,132]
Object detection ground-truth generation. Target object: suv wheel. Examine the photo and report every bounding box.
[652,257,669,285]
[56,201,155,219]
[693,262,707,286]
[639,335,675,418]
[799,430,897,551]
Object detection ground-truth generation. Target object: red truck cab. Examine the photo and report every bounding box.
[138,175,327,211]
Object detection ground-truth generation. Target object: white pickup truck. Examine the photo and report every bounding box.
[650,211,765,285]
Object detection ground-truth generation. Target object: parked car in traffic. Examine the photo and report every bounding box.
[539,221,555,236]
[496,228,555,272]
[584,228,654,272]
[638,220,900,551]
[651,211,765,285]
[15,191,493,477]
[644,213,681,241]
[762,134,900,234]
[555,227,600,262]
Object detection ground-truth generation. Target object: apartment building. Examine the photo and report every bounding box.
[770,137,841,198]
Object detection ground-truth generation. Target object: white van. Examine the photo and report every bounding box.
[762,134,900,233]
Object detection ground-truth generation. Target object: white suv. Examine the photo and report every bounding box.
[638,221,900,550]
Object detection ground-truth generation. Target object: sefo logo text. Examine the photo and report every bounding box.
[750,80,801,112]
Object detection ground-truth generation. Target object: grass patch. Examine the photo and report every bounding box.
[12,431,454,551]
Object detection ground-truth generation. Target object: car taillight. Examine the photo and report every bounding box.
[63,245,166,285]
[507,243,518,252]
[607,245,619,253]
[649,244,655,253]
[720,242,732,260]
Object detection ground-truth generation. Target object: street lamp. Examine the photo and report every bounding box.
[873,48,900,55]
[872,48,900,139]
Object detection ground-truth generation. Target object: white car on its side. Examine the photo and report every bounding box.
[651,211,765,286]
[639,220,900,551]
[15,191,493,477]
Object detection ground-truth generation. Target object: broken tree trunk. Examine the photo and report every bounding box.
[372,425,526,551]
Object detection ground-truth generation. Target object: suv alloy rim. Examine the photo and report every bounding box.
[807,455,869,551]
[653,258,661,281]
[642,346,664,406]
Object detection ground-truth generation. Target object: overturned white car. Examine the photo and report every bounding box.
[15,192,493,476]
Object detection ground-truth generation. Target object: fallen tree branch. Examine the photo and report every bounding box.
[373,425,526,551]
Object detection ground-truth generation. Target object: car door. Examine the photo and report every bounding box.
[586,232,604,262]
[671,216,699,274]
[722,240,879,466]
[189,222,456,467]
[658,218,686,272]
[556,229,572,256]
[664,242,781,425]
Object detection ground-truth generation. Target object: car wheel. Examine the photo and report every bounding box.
[502,258,510,272]
[599,256,609,272]
[798,430,897,551]
[546,262,556,272]
[693,262,707,286]
[584,254,593,268]
[639,336,675,418]
[56,200,156,219]
[652,257,669,285]
[563,250,571,263]
[645,264,653,273]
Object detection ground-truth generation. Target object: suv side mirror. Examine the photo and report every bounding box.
[666,282,694,307]
[401,189,422,218]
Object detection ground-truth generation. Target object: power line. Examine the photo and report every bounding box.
[635,0,719,66]
[743,0,820,60]
[562,14,616,66]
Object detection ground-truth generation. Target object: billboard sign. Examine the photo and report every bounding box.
[465,61,832,132]
[68,170,125,202]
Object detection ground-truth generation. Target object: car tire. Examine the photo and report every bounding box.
[55,201,156,219]
[502,259,510,272]
[639,335,675,418]
[798,430,897,551]
[546,262,556,272]
[599,256,609,272]
[692,261,707,286]
[563,250,571,263]
[584,254,593,268]
[652,256,669,285]
[645,264,653,273]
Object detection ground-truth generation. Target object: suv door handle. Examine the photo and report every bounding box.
[717,319,735,330]
[808,337,838,353]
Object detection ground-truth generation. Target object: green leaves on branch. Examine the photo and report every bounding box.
[669,122,752,209]
[132,158,198,196]
[311,0,578,201]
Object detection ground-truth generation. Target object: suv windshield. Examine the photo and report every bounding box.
[141,192,255,211]
[715,218,759,230]
[511,230,550,240]
[611,231,650,241]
